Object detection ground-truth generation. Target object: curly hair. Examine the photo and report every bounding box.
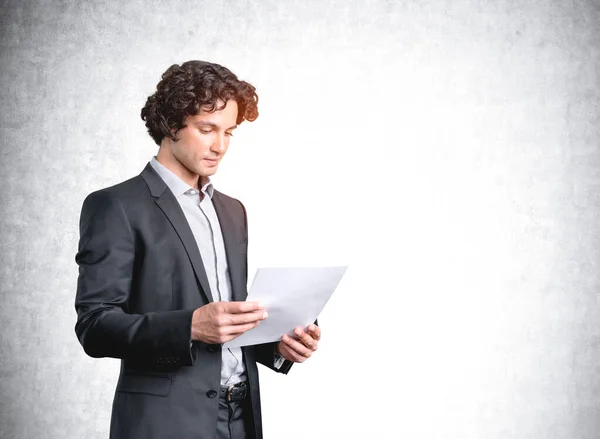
[141,60,259,145]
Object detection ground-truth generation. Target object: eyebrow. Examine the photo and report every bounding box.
[195,121,238,131]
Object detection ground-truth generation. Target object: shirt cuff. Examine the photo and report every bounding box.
[274,354,286,369]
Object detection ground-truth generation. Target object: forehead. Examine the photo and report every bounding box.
[191,99,238,121]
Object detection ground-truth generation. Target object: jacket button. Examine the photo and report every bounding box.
[206,389,218,398]
[207,345,219,353]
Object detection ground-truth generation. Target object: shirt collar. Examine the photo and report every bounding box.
[150,157,214,199]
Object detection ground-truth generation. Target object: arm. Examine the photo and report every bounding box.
[74,190,195,366]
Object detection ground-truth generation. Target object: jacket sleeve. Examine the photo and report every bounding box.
[254,342,294,374]
[74,189,195,367]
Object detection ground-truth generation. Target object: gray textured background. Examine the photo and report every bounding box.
[1,1,599,438]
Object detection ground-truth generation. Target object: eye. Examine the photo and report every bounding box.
[225,132,234,137]
[199,129,212,134]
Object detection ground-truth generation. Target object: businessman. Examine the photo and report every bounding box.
[74,60,320,439]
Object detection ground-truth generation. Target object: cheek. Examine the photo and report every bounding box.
[179,133,209,155]
[193,133,212,149]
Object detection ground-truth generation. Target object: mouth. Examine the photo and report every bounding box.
[204,158,219,165]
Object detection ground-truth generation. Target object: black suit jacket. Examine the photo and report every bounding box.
[75,163,292,439]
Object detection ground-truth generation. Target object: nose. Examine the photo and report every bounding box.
[212,134,227,154]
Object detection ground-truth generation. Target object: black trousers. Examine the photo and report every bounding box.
[216,391,255,439]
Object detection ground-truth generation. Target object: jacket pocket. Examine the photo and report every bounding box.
[117,373,172,397]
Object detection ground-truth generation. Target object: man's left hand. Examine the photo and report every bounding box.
[277,324,320,363]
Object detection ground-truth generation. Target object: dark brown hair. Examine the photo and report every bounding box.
[141,60,259,145]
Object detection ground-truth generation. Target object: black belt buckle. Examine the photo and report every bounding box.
[226,382,247,402]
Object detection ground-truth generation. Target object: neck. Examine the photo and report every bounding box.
[156,146,202,190]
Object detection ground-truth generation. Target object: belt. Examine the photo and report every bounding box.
[220,381,248,402]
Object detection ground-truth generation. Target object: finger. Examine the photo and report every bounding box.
[279,337,306,363]
[294,327,318,351]
[219,321,261,339]
[282,336,310,362]
[217,310,268,326]
[224,301,264,314]
[281,344,306,363]
[307,324,321,341]
[282,334,312,359]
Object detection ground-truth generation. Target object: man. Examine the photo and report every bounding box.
[74,60,320,439]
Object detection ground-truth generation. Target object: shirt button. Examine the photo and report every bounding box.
[206,389,218,398]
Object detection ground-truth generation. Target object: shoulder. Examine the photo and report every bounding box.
[80,175,150,221]
[83,175,150,205]
[213,189,245,212]
[213,190,248,229]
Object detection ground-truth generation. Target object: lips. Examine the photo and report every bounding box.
[204,158,218,165]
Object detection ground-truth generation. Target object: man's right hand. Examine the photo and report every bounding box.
[191,301,267,344]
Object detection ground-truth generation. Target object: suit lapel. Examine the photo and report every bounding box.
[140,164,214,304]
[212,192,246,302]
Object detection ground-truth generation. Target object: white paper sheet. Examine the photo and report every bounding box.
[223,266,347,348]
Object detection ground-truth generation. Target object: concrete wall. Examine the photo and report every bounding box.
[1,1,599,437]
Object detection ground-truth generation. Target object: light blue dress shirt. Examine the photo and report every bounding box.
[150,157,246,386]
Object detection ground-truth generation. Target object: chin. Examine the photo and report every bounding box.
[199,168,218,178]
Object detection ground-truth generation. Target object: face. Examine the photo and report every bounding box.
[158,99,238,187]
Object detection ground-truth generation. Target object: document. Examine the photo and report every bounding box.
[223,266,348,349]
